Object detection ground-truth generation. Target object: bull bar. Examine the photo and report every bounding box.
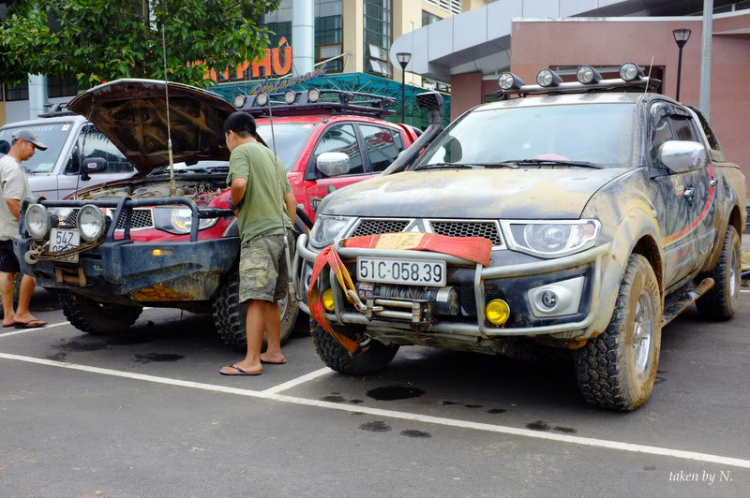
[294,233,611,338]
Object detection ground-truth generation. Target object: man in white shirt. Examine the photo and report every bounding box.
[0,129,47,328]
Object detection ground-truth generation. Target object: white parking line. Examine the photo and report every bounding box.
[262,367,332,394]
[0,321,70,339]
[1,351,750,469]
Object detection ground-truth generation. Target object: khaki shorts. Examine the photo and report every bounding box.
[239,230,293,303]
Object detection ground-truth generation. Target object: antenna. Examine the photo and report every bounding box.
[263,77,296,304]
[645,55,655,95]
[161,14,176,197]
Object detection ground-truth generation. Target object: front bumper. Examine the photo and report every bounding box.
[15,197,237,302]
[294,233,611,340]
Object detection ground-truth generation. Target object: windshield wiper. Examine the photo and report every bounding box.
[415,163,479,171]
[461,162,519,169]
[505,159,603,169]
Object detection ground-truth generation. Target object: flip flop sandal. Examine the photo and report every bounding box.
[13,320,47,329]
[260,358,286,365]
[219,365,262,376]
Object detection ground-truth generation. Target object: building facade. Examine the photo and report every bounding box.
[1,0,490,126]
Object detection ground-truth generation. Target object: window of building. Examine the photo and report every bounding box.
[48,75,82,98]
[315,0,343,72]
[423,0,462,15]
[364,0,392,78]
[422,10,441,26]
[4,81,29,102]
[262,0,293,46]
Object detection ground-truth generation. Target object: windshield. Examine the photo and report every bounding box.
[415,104,636,169]
[256,123,316,171]
[0,123,73,174]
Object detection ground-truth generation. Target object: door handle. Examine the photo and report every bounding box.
[684,187,695,201]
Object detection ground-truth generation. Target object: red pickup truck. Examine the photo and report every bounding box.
[16,79,418,350]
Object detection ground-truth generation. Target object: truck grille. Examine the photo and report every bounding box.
[64,208,154,230]
[351,219,410,237]
[429,221,502,246]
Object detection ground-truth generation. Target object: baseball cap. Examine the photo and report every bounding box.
[12,129,48,151]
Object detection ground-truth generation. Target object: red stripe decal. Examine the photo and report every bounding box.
[663,164,714,244]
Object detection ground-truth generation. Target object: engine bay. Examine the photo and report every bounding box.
[78,177,227,207]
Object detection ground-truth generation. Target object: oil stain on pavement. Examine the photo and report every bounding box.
[133,353,184,364]
[367,386,425,401]
[525,419,577,434]
[401,430,432,438]
[360,421,392,433]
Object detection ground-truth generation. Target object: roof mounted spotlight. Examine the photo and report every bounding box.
[283,89,296,105]
[498,72,525,91]
[255,92,269,107]
[576,66,602,85]
[233,94,247,108]
[307,88,321,103]
[620,62,644,82]
[536,69,562,88]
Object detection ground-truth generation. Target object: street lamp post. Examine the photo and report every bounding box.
[396,52,412,123]
[673,28,691,102]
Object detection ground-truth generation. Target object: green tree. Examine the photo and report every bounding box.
[0,0,281,88]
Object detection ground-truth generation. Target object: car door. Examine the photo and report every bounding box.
[304,122,369,214]
[57,124,136,198]
[647,102,714,288]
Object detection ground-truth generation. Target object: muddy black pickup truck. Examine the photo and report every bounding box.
[295,64,747,411]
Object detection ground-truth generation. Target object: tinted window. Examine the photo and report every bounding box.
[668,117,698,143]
[68,125,134,175]
[651,116,674,162]
[312,124,364,175]
[360,125,400,172]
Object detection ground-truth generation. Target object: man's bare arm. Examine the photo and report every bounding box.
[230,178,247,215]
[5,199,21,220]
[284,192,297,225]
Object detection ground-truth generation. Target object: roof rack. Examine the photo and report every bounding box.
[236,89,396,118]
[497,77,661,99]
[37,101,77,118]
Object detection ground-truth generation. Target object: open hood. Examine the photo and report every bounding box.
[68,79,236,175]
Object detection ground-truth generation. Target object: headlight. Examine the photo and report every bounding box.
[77,204,106,242]
[309,215,354,248]
[26,204,50,240]
[502,220,600,258]
[153,208,219,235]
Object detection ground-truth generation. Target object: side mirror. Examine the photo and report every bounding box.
[80,157,107,181]
[316,152,351,177]
[657,141,707,174]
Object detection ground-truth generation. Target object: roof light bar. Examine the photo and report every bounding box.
[620,62,644,82]
[498,72,525,91]
[576,66,602,85]
[536,69,562,88]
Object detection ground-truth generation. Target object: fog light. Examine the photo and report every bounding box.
[536,69,562,88]
[620,62,643,82]
[25,204,50,241]
[485,299,510,326]
[322,289,335,312]
[541,291,558,309]
[77,204,105,242]
[152,249,173,256]
[284,90,296,104]
[576,65,601,84]
[255,92,269,107]
[307,88,320,103]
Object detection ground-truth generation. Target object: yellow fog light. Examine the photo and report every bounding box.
[322,289,335,312]
[486,299,510,326]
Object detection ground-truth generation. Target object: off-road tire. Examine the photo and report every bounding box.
[574,254,662,411]
[211,269,299,351]
[59,292,143,335]
[0,273,21,319]
[310,318,399,375]
[696,225,741,321]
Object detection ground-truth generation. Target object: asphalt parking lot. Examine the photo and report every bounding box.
[1,287,749,498]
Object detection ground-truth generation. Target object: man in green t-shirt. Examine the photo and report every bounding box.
[220,113,296,376]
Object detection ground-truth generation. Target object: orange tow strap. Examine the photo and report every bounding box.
[308,233,493,354]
